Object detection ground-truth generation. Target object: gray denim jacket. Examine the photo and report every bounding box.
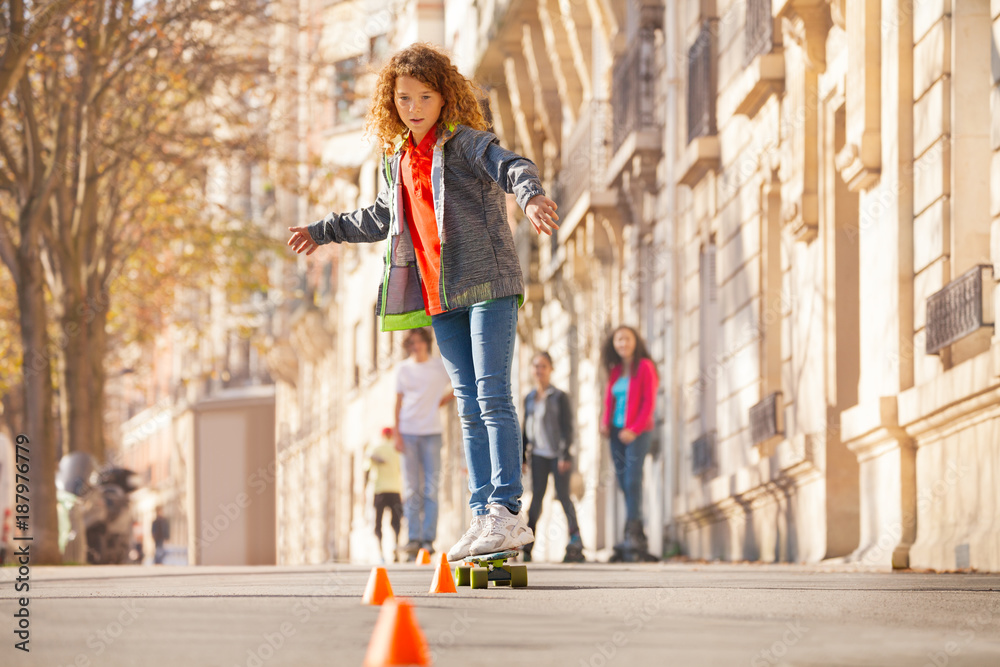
[306,123,545,330]
[522,386,574,464]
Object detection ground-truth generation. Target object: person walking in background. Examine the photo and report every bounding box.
[600,326,659,562]
[151,506,169,565]
[522,351,584,562]
[366,427,404,563]
[287,43,558,562]
[394,328,454,559]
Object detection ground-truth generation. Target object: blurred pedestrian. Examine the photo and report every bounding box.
[366,427,404,563]
[287,43,558,561]
[600,326,659,562]
[395,328,453,559]
[151,506,169,565]
[522,351,583,562]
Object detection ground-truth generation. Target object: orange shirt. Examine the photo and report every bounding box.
[400,128,445,315]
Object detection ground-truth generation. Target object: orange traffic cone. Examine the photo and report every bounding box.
[362,566,394,606]
[428,553,457,594]
[363,598,431,667]
[415,548,431,565]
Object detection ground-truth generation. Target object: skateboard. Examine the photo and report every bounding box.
[453,549,527,589]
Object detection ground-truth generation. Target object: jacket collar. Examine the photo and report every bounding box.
[389,122,459,156]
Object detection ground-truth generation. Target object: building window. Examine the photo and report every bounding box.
[687,20,717,143]
[698,238,718,447]
[331,57,364,125]
[745,0,773,65]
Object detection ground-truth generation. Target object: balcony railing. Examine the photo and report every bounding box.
[692,431,717,476]
[749,391,783,446]
[925,265,995,354]
[687,20,717,144]
[612,27,658,155]
[552,99,610,217]
[745,0,774,66]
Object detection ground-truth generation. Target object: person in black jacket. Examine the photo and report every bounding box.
[522,351,584,562]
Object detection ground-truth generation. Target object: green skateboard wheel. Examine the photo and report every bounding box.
[510,565,527,588]
[471,567,489,589]
[455,565,471,586]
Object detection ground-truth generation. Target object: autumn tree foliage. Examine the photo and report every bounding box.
[0,0,277,563]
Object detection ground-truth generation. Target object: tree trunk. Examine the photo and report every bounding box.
[58,290,97,460]
[88,301,108,462]
[15,240,62,565]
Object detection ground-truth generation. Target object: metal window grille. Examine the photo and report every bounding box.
[612,28,658,155]
[925,265,995,354]
[745,0,774,66]
[552,100,610,217]
[692,431,717,475]
[749,392,783,445]
[687,20,717,143]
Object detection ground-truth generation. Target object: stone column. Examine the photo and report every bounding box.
[840,0,916,569]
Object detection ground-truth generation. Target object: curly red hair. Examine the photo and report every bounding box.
[365,43,489,152]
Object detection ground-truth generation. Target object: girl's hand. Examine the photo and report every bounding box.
[287,226,319,255]
[619,428,637,444]
[394,432,405,453]
[600,423,610,437]
[525,195,560,236]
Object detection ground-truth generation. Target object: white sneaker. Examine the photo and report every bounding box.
[469,504,534,556]
[447,514,488,561]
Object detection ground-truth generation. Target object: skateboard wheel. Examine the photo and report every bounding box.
[471,567,489,589]
[510,565,527,588]
[455,565,471,586]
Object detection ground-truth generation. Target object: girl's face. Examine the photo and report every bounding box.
[394,75,445,143]
[612,328,637,361]
[531,355,552,386]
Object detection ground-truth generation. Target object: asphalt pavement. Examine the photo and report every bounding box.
[2,561,1000,667]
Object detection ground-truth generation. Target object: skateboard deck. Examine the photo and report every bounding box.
[453,550,527,589]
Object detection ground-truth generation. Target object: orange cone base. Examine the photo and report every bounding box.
[363,598,431,667]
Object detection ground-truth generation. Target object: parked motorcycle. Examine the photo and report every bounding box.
[56,453,141,565]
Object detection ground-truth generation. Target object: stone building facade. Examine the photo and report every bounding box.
[670,0,1000,572]
[268,0,1000,571]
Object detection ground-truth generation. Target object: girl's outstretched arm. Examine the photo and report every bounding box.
[287,185,393,254]
[462,130,557,218]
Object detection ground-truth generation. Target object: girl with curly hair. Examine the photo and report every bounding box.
[600,326,659,562]
[287,43,558,560]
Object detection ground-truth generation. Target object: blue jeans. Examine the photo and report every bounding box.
[609,427,651,523]
[400,433,442,542]
[432,296,522,516]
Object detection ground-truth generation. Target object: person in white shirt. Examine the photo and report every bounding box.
[395,328,454,559]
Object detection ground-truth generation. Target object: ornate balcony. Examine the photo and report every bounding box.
[749,391,784,452]
[549,100,617,244]
[607,27,661,187]
[925,265,995,354]
[692,430,718,476]
[680,20,720,186]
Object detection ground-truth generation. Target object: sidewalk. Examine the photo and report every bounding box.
[3,562,1000,666]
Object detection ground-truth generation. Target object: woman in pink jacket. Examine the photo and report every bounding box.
[600,326,658,560]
